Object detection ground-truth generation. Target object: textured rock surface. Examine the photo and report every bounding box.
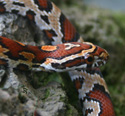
[0,13,79,116]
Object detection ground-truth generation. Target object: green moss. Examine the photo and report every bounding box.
[18,92,28,103]
[29,72,63,88]
[65,104,77,116]
[113,13,125,39]
[60,73,82,115]
[41,88,50,101]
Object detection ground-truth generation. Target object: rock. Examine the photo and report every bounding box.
[0,89,10,100]
[0,11,78,116]
[0,69,5,82]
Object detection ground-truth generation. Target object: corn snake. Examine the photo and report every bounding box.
[0,0,115,116]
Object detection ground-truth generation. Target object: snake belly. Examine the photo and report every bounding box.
[0,0,115,116]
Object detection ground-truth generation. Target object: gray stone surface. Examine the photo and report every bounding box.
[0,13,74,116]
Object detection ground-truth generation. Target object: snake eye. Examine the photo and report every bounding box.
[86,55,94,64]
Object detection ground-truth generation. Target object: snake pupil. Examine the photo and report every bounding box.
[87,56,94,63]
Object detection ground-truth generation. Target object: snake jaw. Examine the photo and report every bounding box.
[92,51,109,68]
[92,59,106,68]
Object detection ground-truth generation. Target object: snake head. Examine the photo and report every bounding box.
[83,42,109,68]
[39,42,109,72]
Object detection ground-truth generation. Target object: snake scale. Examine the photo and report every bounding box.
[0,0,115,116]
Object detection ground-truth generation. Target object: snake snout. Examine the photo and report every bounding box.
[92,48,109,67]
[99,51,109,61]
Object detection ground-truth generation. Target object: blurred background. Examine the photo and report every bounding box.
[52,0,125,115]
[84,0,125,11]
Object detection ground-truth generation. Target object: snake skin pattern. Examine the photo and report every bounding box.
[0,0,115,116]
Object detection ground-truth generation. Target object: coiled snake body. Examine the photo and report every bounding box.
[0,0,115,116]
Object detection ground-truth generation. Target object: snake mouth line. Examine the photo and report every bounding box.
[92,60,106,67]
